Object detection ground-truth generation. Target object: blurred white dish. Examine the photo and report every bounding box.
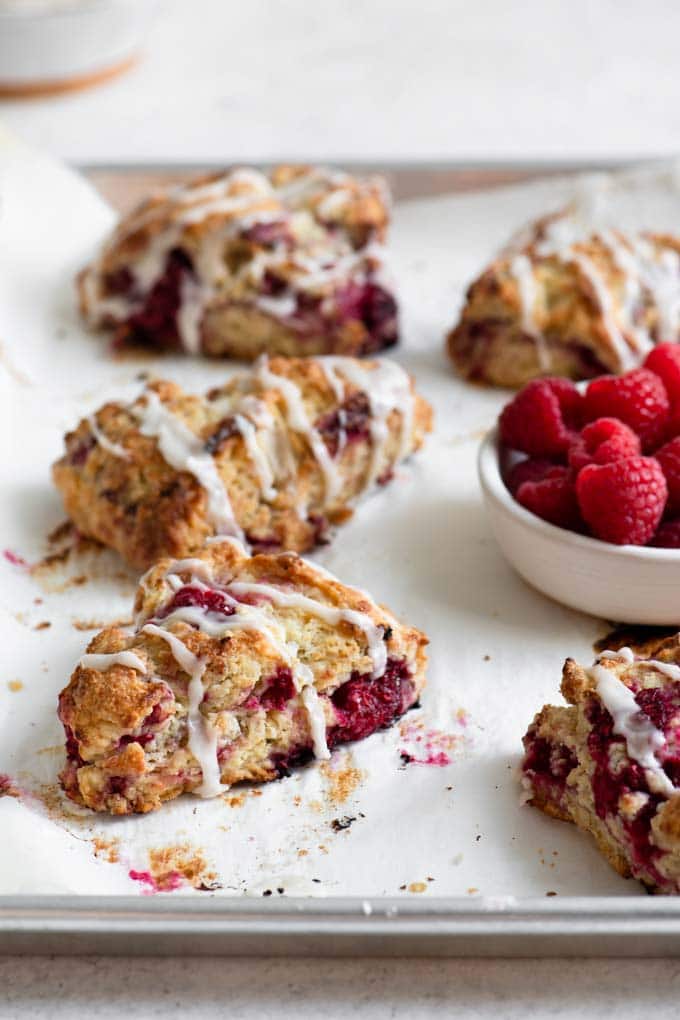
[0,0,160,95]
[478,427,680,625]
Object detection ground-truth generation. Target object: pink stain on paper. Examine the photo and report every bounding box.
[128,868,184,894]
[398,710,472,768]
[3,549,30,569]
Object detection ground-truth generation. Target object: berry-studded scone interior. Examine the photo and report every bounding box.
[79,165,398,358]
[58,538,429,814]
[447,205,680,388]
[522,637,680,893]
[52,355,433,569]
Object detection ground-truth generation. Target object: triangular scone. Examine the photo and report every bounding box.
[522,636,680,893]
[58,538,428,815]
[52,355,432,569]
[78,165,397,358]
[448,208,680,388]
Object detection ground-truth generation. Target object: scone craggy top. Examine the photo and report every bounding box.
[78,165,397,357]
[57,538,428,815]
[448,203,680,387]
[52,355,433,569]
[522,637,680,893]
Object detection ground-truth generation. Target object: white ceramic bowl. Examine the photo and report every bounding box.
[0,0,160,95]
[478,427,680,625]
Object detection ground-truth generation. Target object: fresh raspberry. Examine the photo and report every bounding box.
[515,467,581,530]
[655,437,680,516]
[644,343,680,406]
[582,369,670,451]
[575,456,667,545]
[649,519,680,548]
[504,458,564,496]
[498,378,583,457]
[568,417,641,472]
[664,404,680,443]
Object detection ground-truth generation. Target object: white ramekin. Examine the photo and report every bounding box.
[0,0,160,95]
[478,427,680,625]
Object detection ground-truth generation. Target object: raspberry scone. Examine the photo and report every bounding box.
[52,355,432,569]
[58,537,428,814]
[448,208,680,388]
[521,638,680,893]
[79,165,398,358]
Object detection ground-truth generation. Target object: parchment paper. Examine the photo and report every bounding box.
[5,131,678,899]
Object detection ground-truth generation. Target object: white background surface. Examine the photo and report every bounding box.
[2,0,680,165]
[3,2,680,1015]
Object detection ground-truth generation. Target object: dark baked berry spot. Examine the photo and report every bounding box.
[160,584,236,618]
[204,416,240,455]
[124,248,194,350]
[67,435,96,467]
[260,667,297,711]
[327,657,413,746]
[271,746,314,778]
[103,266,135,297]
[316,392,371,456]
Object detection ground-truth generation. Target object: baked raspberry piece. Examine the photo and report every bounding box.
[521,640,680,893]
[575,455,667,545]
[645,343,680,406]
[498,378,583,457]
[515,467,581,530]
[656,437,680,517]
[57,539,428,815]
[582,369,670,451]
[650,519,680,548]
[568,417,641,472]
[504,458,563,497]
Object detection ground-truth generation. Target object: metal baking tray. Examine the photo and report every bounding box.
[4,156,680,955]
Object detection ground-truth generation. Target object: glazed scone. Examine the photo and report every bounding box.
[79,165,398,358]
[58,538,428,815]
[448,208,680,388]
[52,355,432,569]
[521,637,680,893]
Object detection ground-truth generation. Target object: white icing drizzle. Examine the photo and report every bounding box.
[79,651,147,673]
[317,357,346,402]
[647,659,680,681]
[254,356,343,503]
[300,684,331,759]
[176,275,207,354]
[87,415,131,461]
[228,580,387,679]
[231,413,278,501]
[142,622,225,798]
[591,661,676,798]
[319,357,415,486]
[153,552,388,761]
[206,392,291,506]
[508,254,551,371]
[135,390,245,543]
[599,646,635,663]
[599,645,680,680]
[255,292,298,319]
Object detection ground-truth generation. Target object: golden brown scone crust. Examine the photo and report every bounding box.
[79,165,397,359]
[522,639,680,893]
[448,209,680,388]
[58,539,429,815]
[52,356,432,570]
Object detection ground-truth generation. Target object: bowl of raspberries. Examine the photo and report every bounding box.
[478,343,680,624]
